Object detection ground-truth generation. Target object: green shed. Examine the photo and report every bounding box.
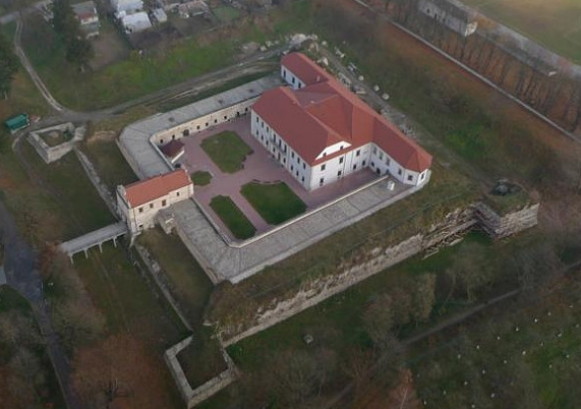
[4,114,30,133]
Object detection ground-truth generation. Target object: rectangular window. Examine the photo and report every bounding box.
[371,161,375,168]
[379,152,384,160]
[301,176,305,182]
[386,158,390,165]
[338,170,342,176]
[339,157,344,164]
[138,207,143,213]
[291,152,295,158]
[353,164,357,170]
[362,160,366,166]
[149,203,154,209]
[398,168,402,175]
[256,116,259,123]
[319,177,324,184]
[292,77,296,84]
[321,164,326,171]
[303,163,306,169]
[356,150,360,157]
[177,192,180,196]
[407,175,413,181]
[373,147,377,154]
[291,165,294,171]
[162,199,167,207]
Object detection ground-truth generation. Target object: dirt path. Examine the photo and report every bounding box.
[13,18,68,114]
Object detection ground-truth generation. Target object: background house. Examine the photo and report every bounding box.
[72,1,100,38]
[121,11,152,33]
[111,0,144,15]
[418,0,478,37]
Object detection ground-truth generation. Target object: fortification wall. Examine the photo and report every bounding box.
[217,202,537,346]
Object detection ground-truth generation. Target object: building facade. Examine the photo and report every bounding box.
[116,169,193,234]
[250,53,432,191]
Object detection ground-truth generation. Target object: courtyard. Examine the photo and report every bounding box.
[177,117,379,240]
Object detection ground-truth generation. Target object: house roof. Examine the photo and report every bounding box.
[253,53,432,172]
[281,52,333,85]
[122,169,191,207]
[73,1,97,20]
[160,140,184,159]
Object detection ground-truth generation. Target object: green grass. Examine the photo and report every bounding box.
[74,243,189,347]
[156,70,275,112]
[461,0,581,64]
[191,171,212,186]
[19,1,312,111]
[212,6,241,23]
[18,143,114,240]
[241,181,306,225]
[410,278,581,408]
[201,131,253,174]
[138,229,227,387]
[210,195,256,240]
[80,139,138,192]
[21,14,236,111]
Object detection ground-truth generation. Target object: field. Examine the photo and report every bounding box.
[201,131,253,174]
[210,195,256,240]
[462,0,581,63]
[19,1,315,111]
[241,181,307,225]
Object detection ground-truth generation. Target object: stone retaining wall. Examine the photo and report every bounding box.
[217,203,536,346]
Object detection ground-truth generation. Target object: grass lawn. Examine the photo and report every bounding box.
[210,195,256,240]
[80,138,138,193]
[410,278,581,408]
[156,70,275,112]
[73,244,187,408]
[201,131,253,173]
[18,143,115,240]
[19,1,315,111]
[191,170,212,186]
[212,6,241,23]
[461,0,581,64]
[241,181,306,225]
[138,229,227,387]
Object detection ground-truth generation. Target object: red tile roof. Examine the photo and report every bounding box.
[123,169,191,207]
[253,53,432,172]
[281,52,333,85]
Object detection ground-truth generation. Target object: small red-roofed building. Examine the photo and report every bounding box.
[116,169,193,233]
[251,52,432,191]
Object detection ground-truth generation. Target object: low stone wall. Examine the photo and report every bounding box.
[164,336,237,408]
[28,123,86,164]
[217,203,537,346]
